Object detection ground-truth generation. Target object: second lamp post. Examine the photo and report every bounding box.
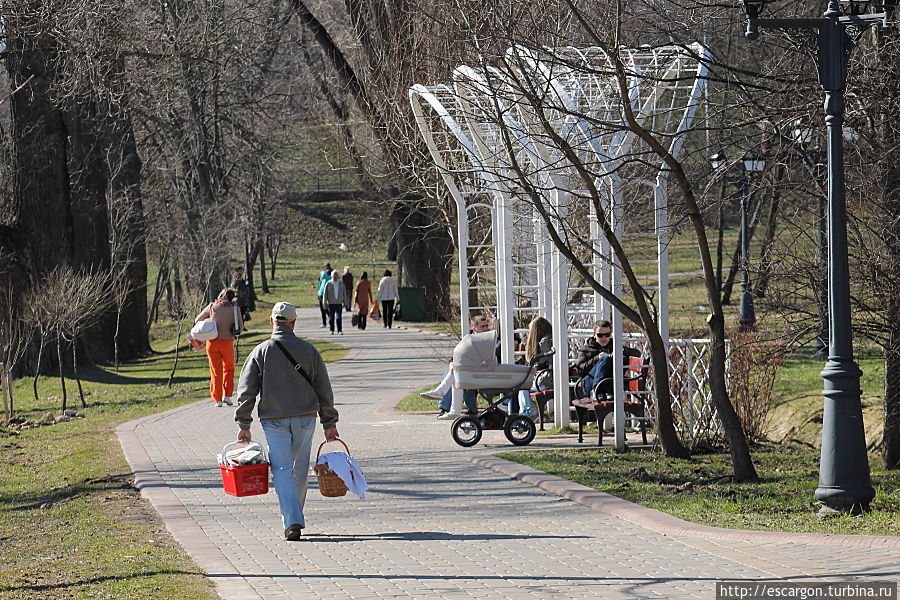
[710,150,766,332]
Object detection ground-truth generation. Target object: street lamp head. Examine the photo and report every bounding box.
[742,150,767,173]
[710,151,727,171]
[739,0,768,39]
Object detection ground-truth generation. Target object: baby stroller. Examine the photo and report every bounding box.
[450,330,555,447]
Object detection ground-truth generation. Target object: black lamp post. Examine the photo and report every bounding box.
[793,121,828,357]
[740,0,896,514]
[710,150,766,332]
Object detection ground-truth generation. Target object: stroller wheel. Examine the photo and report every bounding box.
[451,416,483,447]
[504,415,536,446]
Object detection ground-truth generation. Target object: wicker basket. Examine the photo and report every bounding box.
[313,439,350,498]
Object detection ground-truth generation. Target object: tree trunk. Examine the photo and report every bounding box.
[32,336,44,402]
[72,341,86,408]
[258,240,269,294]
[104,98,149,360]
[390,198,454,321]
[267,235,280,281]
[167,319,183,389]
[884,307,900,469]
[753,166,785,299]
[708,312,758,481]
[57,338,67,412]
[645,320,690,458]
[147,258,169,332]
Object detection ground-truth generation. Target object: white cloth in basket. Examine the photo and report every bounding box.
[452,331,534,391]
[316,452,368,499]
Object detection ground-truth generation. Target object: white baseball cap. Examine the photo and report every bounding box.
[271,302,297,322]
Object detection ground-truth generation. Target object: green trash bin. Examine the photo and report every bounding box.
[397,287,425,322]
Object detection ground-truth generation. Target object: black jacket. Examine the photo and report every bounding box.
[573,336,640,377]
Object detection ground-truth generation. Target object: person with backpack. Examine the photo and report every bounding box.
[193,288,243,407]
[234,302,339,541]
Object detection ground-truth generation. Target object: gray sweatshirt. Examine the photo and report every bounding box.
[234,324,339,430]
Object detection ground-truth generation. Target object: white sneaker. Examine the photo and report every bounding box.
[436,411,461,421]
[215,401,223,407]
[222,397,234,406]
[421,390,445,400]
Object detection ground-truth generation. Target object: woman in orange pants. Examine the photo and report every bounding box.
[194,288,243,406]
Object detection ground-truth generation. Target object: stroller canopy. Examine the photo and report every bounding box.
[452,331,498,370]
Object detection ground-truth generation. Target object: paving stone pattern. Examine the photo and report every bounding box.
[122,309,900,599]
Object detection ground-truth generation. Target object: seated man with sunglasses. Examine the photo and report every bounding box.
[573,320,641,399]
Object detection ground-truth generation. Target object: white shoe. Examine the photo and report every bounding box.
[421,390,445,400]
[222,397,234,406]
[215,401,223,407]
[436,411,461,421]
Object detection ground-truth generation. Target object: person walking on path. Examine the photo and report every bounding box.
[323,270,347,334]
[316,263,332,328]
[374,269,399,329]
[354,271,372,330]
[194,288,243,407]
[341,266,353,311]
[230,267,251,322]
[234,301,340,541]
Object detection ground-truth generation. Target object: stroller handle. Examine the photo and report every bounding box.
[529,349,556,366]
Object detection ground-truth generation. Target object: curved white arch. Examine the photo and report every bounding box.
[410,42,714,438]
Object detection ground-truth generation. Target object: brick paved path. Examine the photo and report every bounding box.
[119,310,900,599]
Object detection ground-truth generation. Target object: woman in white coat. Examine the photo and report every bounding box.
[374,269,399,329]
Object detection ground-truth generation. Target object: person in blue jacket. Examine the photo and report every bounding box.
[316,263,332,327]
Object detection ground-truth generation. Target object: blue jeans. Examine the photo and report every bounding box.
[439,388,477,413]
[516,389,538,416]
[261,417,316,529]
[579,353,613,398]
[327,304,343,333]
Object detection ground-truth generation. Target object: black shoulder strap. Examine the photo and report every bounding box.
[272,340,316,391]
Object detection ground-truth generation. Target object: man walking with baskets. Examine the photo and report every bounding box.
[234,301,340,541]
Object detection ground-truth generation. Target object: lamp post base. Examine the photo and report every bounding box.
[815,493,871,516]
[815,358,875,516]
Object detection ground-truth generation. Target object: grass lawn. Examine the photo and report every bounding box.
[395,384,441,412]
[0,328,348,600]
[487,347,896,537]
[497,443,900,536]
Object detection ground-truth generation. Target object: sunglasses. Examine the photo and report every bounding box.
[595,332,611,339]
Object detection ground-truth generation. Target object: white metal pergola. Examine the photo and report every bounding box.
[410,44,713,450]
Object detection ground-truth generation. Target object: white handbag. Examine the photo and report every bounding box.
[190,315,218,341]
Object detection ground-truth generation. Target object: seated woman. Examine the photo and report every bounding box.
[513,317,553,419]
